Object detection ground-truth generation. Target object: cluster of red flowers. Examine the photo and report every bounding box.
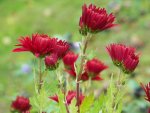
[49,90,84,105]
[106,44,139,74]
[141,82,150,103]
[79,4,116,35]
[13,33,70,70]
[11,96,31,113]
[11,3,143,113]
[63,51,108,81]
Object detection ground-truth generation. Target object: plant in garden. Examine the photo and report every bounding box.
[11,3,141,113]
[11,96,31,113]
[141,82,150,113]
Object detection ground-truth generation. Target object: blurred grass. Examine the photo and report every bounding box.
[0,0,150,112]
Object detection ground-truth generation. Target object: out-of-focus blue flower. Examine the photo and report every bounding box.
[21,64,31,74]
[70,42,80,52]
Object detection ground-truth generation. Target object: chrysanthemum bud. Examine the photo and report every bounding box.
[11,96,31,112]
[63,51,78,69]
[44,54,59,70]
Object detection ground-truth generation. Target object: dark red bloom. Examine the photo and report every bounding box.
[65,61,107,81]
[11,96,31,112]
[44,53,58,70]
[141,82,150,102]
[66,91,77,104]
[65,67,76,78]
[49,90,84,105]
[53,39,70,59]
[79,4,116,35]
[63,51,78,69]
[106,44,139,74]
[80,72,89,81]
[85,58,108,77]
[49,95,59,103]
[92,75,103,81]
[65,67,89,81]
[13,34,57,58]
[123,53,139,74]
[148,107,150,113]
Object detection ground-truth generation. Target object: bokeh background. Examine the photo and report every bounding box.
[0,0,150,113]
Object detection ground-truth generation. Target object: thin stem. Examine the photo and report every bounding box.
[33,58,38,94]
[65,102,70,113]
[76,33,91,113]
[78,35,89,80]
[117,68,121,89]
[38,58,43,94]
[64,92,70,113]
[113,68,122,112]
[76,81,80,113]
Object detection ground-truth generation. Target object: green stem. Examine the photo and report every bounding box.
[76,33,91,113]
[64,91,70,113]
[117,68,121,89]
[113,68,122,113]
[38,58,43,94]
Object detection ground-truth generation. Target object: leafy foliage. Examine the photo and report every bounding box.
[69,98,78,113]
[101,75,126,113]
[89,93,105,113]
[30,83,51,112]
[57,90,67,113]
[80,94,94,113]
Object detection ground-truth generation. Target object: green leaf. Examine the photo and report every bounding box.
[116,102,123,113]
[43,80,58,95]
[69,98,78,113]
[90,93,105,113]
[57,90,67,113]
[102,75,116,113]
[30,83,51,112]
[80,94,94,113]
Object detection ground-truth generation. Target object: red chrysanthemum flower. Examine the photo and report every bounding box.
[123,54,139,74]
[66,91,77,104]
[141,82,150,102]
[85,58,108,77]
[65,67,89,81]
[148,107,150,113]
[12,33,57,58]
[45,53,58,70]
[65,67,76,78]
[79,4,116,35]
[11,96,31,112]
[49,95,59,103]
[63,51,78,69]
[106,44,139,74]
[49,90,84,105]
[82,72,103,81]
[91,74,103,81]
[53,39,70,59]
[65,60,105,81]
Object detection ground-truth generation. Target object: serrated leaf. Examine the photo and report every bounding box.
[116,102,123,113]
[58,90,67,113]
[30,84,51,112]
[103,75,116,113]
[90,93,105,113]
[69,98,77,113]
[80,94,94,113]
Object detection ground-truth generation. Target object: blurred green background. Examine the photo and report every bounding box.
[0,0,150,112]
